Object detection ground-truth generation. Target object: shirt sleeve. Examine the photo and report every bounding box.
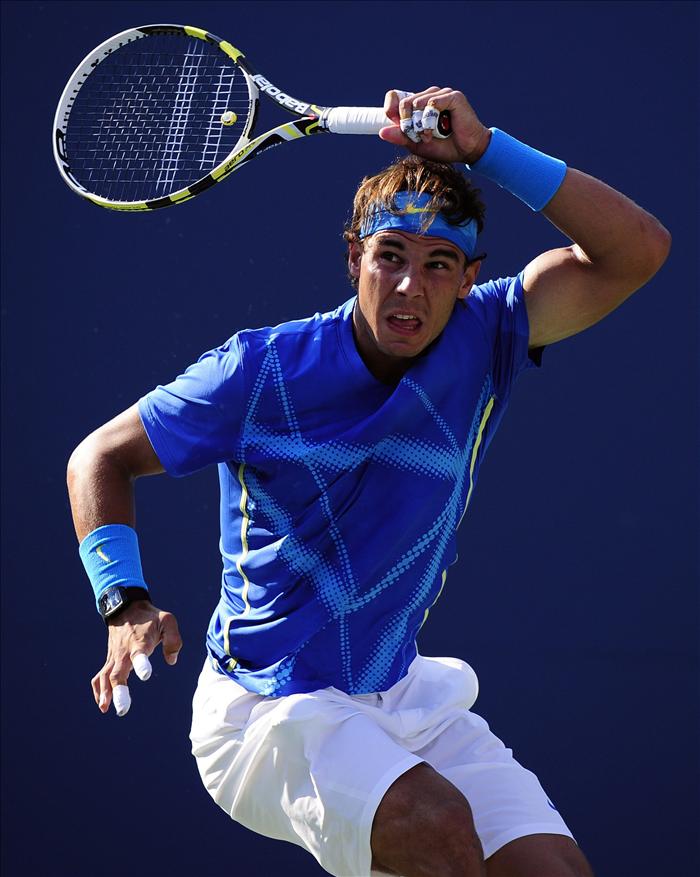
[138,334,246,477]
[466,271,541,399]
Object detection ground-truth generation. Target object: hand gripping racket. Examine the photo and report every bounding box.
[53,24,452,212]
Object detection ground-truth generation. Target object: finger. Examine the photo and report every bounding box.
[409,86,444,107]
[93,666,113,713]
[112,684,131,717]
[383,89,409,122]
[411,87,452,109]
[109,653,132,686]
[131,651,152,681]
[398,93,414,122]
[421,104,440,132]
[407,87,448,138]
[400,117,422,143]
[160,612,183,666]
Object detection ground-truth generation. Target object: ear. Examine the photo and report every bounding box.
[457,259,481,300]
[348,241,363,279]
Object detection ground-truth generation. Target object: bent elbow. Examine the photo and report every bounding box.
[644,219,672,278]
[66,435,95,490]
[657,224,672,267]
[66,430,113,488]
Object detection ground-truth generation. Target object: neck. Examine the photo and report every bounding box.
[351,305,413,385]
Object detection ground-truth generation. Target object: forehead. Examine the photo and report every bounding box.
[367,230,463,259]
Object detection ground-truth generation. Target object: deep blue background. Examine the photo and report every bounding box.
[2,2,698,876]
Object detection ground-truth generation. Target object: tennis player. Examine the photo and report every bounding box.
[68,87,670,877]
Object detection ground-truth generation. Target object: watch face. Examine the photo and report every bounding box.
[100,587,125,616]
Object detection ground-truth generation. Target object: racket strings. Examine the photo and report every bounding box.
[156,48,207,192]
[64,36,252,202]
[200,65,238,171]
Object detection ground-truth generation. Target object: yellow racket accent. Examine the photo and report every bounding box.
[184,26,209,40]
[169,189,195,204]
[219,40,244,61]
[87,195,149,211]
[280,123,305,140]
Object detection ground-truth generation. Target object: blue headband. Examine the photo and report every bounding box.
[359,191,477,259]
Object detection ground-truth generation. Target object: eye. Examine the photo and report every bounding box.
[427,260,450,270]
[380,250,402,263]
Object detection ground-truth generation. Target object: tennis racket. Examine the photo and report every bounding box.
[53,24,452,212]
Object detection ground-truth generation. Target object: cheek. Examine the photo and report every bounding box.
[430,295,458,331]
[359,270,385,305]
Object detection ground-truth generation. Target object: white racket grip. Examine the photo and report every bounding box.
[322,106,390,135]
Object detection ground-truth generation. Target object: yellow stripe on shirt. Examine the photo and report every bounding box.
[223,463,253,670]
[459,395,495,528]
[236,462,252,615]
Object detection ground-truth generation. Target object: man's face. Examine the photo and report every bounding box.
[348,230,480,383]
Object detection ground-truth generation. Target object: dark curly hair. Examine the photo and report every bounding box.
[343,155,487,288]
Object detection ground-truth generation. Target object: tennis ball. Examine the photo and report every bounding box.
[221,111,237,126]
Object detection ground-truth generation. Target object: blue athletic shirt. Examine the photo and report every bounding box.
[138,273,538,696]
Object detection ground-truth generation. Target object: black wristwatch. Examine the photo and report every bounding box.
[98,585,151,622]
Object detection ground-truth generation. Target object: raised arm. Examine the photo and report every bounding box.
[67,404,182,716]
[521,169,670,346]
[378,87,671,347]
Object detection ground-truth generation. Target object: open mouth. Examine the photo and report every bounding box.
[386,313,423,335]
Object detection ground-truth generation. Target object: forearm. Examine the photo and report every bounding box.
[461,125,670,344]
[382,92,671,280]
[70,432,183,717]
[67,436,136,541]
[541,168,671,282]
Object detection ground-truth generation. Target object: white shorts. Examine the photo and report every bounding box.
[190,654,573,877]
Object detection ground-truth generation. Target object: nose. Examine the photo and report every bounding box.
[395,265,424,298]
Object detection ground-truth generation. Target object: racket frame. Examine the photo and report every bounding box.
[53,24,333,212]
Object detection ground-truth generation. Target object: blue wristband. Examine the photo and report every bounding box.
[79,524,148,612]
[467,128,567,211]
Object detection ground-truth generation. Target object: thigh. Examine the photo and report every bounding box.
[486,833,594,877]
[190,661,423,877]
[371,761,486,877]
[420,709,575,860]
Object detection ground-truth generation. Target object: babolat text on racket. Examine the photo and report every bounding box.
[53,24,451,212]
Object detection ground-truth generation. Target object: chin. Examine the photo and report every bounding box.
[381,339,427,360]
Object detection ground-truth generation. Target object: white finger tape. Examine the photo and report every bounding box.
[112,685,131,717]
[400,117,422,143]
[393,90,415,101]
[132,652,152,681]
[412,109,424,132]
[422,106,439,131]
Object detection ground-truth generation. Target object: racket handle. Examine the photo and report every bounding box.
[323,106,390,135]
[323,107,451,138]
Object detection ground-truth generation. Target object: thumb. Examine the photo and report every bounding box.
[378,125,409,145]
[160,611,183,666]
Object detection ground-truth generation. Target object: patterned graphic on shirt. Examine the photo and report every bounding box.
[232,336,494,694]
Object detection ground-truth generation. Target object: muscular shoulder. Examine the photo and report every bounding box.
[465,274,522,313]
[238,299,351,359]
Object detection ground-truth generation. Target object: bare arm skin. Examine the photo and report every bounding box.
[68,404,163,538]
[67,404,182,713]
[379,87,671,346]
[522,170,670,347]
